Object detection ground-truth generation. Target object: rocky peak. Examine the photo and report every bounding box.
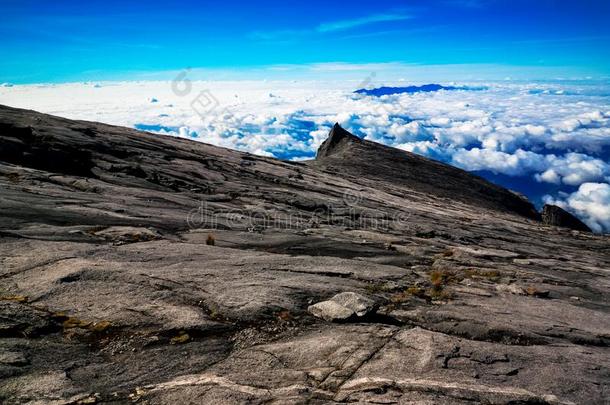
[542,204,592,232]
[315,123,361,159]
[312,123,540,220]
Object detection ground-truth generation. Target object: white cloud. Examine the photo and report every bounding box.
[249,12,412,43]
[536,169,561,185]
[451,148,548,176]
[544,183,610,233]
[316,13,412,33]
[539,153,610,186]
[553,110,609,132]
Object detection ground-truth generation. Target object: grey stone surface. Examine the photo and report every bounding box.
[0,105,609,404]
[308,292,377,321]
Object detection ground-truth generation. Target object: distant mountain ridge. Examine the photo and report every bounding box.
[354,84,487,96]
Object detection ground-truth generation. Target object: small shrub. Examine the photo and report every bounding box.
[430,270,450,287]
[206,234,215,246]
[525,286,550,298]
[277,310,293,321]
[390,291,411,303]
[430,269,462,286]
[441,249,454,257]
[406,287,428,299]
[428,271,456,302]
[429,286,453,301]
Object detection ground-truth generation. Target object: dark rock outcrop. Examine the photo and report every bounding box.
[542,204,592,232]
[313,124,540,220]
[315,122,362,159]
[0,122,95,177]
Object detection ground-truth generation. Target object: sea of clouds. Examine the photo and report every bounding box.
[1,79,609,232]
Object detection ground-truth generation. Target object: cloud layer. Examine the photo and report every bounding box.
[1,79,609,232]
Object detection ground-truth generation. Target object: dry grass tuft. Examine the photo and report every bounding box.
[430,270,457,287]
[206,233,216,246]
[525,286,550,298]
[277,310,293,321]
[441,249,454,257]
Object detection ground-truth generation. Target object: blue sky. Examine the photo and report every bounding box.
[1,0,610,83]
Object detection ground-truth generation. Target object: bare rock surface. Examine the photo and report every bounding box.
[0,104,609,404]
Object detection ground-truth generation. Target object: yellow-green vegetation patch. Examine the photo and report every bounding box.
[364,282,394,294]
[170,332,190,344]
[463,268,501,281]
[391,270,460,303]
[63,317,92,329]
[91,320,112,332]
[0,295,28,303]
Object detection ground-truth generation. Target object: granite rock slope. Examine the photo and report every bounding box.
[0,105,609,404]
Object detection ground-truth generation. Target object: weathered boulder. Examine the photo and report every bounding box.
[307,300,354,321]
[541,204,591,232]
[308,292,377,322]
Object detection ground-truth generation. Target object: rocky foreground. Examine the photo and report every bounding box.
[0,104,609,404]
